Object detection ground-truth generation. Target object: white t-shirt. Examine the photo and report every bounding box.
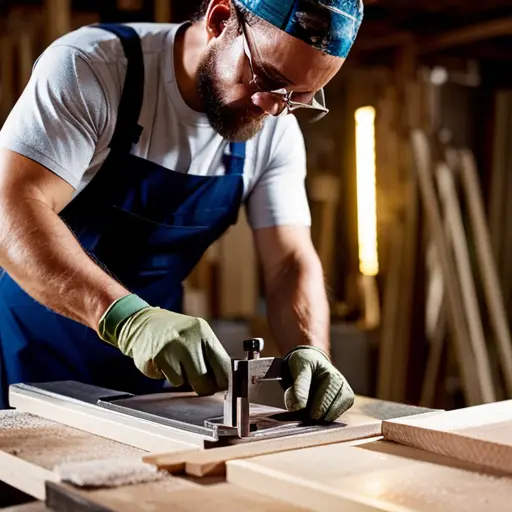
[0,22,311,230]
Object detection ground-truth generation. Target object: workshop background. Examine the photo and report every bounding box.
[0,0,511,411]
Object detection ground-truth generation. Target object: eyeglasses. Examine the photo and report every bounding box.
[238,17,329,123]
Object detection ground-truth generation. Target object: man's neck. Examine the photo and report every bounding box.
[174,22,207,113]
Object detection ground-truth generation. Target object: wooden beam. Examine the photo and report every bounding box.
[382,399,512,475]
[419,17,512,54]
[355,17,512,55]
[355,31,413,53]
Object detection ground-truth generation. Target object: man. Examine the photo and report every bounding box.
[0,0,363,422]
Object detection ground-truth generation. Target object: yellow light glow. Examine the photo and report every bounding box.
[355,106,379,276]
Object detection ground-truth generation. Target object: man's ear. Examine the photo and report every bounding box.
[205,0,232,38]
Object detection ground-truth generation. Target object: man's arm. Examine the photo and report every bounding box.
[253,224,330,356]
[0,148,129,329]
[253,224,354,421]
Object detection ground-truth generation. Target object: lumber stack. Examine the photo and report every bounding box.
[3,399,512,511]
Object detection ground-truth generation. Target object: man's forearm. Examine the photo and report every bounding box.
[264,253,330,356]
[0,196,129,330]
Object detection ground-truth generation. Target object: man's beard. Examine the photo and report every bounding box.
[196,45,266,142]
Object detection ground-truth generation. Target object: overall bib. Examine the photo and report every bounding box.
[0,24,247,408]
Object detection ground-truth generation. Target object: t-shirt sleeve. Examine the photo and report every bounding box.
[0,44,110,189]
[246,115,312,230]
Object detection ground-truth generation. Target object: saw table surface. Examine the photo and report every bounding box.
[7,381,434,450]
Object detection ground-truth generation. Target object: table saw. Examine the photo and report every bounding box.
[2,339,512,511]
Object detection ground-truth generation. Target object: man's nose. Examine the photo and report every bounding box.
[251,92,283,116]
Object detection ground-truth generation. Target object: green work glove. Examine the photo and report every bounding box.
[282,345,354,422]
[98,294,231,396]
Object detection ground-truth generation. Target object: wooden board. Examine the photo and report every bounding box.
[2,503,49,512]
[143,397,434,476]
[145,432,383,477]
[44,479,308,512]
[0,410,144,500]
[382,399,512,474]
[0,410,307,511]
[226,440,512,512]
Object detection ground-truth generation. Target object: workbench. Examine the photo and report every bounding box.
[2,393,512,511]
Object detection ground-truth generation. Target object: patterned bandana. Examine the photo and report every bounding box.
[233,0,364,58]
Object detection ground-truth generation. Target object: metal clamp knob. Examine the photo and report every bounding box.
[243,338,264,360]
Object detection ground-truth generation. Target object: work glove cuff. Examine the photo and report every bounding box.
[283,345,331,363]
[98,293,150,346]
[281,344,331,389]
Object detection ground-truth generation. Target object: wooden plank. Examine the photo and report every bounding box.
[435,161,495,402]
[2,503,49,512]
[143,397,435,476]
[377,218,405,400]
[382,400,512,474]
[8,388,204,452]
[458,149,512,397]
[226,441,512,512]
[0,409,305,511]
[0,410,144,500]
[147,433,383,477]
[44,479,308,512]
[410,129,481,405]
[488,91,510,265]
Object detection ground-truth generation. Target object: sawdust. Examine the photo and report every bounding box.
[55,457,167,488]
[0,410,55,430]
[0,410,143,469]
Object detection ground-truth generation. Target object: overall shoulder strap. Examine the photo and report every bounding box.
[225,141,246,175]
[94,23,144,154]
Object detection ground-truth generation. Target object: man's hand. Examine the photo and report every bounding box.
[282,346,354,422]
[98,294,231,396]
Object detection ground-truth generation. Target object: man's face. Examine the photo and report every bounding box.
[196,10,344,142]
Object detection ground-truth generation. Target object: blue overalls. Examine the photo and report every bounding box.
[0,24,247,409]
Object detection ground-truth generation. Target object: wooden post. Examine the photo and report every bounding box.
[309,173,340,287]
[218,208,258,318]
[154,0,172,22]
[18,33,35,91]
[0,36,15,123]
[45,0,72,44]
